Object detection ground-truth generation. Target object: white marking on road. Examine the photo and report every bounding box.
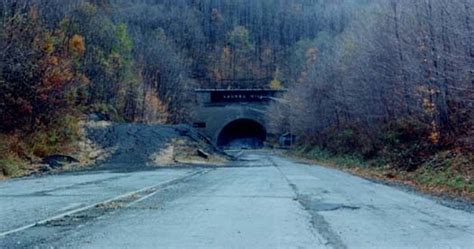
[0,170,206,238]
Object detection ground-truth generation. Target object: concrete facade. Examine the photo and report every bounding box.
[193,89,285,146]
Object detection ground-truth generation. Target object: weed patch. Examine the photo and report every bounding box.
[288,147,473,200]
[0,114,85,178]
[293,146,368,168]
[0,154,26,177]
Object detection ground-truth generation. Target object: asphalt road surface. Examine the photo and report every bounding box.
[1,151,473,249]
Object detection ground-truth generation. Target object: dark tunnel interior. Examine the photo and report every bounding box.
[217,119,267,149]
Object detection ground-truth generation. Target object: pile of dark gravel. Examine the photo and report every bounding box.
[86,123,220,170]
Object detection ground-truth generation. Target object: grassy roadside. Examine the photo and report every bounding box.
[0,116,110,179]
[285,147,474,201]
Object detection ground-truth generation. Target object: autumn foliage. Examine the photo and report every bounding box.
[268,0,473,174]
[1,0,472,181]
[0,10,85,132]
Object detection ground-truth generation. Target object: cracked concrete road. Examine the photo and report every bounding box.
[1,151,473,249]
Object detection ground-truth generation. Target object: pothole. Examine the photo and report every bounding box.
[312,202,360,212]
[297,194,360,212]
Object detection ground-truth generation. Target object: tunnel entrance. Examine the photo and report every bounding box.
[217,119,267,149]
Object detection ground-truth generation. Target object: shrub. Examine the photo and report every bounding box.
[415,152,473,194]
[295,146,367,168]
[324,126,378,159]
[30,114,82,157]
[0,155,26,177]
[0,136,26,177]
[383,118,436,171]
[0,113,82,177]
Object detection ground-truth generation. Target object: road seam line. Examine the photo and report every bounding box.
[0,170,207,238]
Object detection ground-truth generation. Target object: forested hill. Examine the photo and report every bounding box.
[1,0,370,126]
[1,0,473,195]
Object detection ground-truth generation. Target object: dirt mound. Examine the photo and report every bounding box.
[149,138,227,167]
[86,123,226,169]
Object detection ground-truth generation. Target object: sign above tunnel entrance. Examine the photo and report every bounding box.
[196,89,286,104]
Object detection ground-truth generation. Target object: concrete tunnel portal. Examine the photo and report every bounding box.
[217,119,267,148]
[194,89,286,148]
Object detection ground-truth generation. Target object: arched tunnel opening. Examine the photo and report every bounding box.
[217,119,267,149]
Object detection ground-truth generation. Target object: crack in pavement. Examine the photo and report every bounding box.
[7,175,131,198]
[37,170,211,228]
[0,169,210,238]
[304,200,360,212]
[288,183,349,249]
[269,156,348,249]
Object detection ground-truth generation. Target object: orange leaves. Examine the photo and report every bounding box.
[422,98,436,114]
[78,74,91,85]
[416,86,437,113]
[1,9,90,132]
[269,79,283,90]
[142,90,169,124]
[43,39,55,55]
[35,33,87,107]
[69,35,86,56]
[429,122,441,144]
[221,46,232,63]
[415,85,442,145]
[33,32,54,55]
[39,55,73,89]
[306,47,318,64]
[28,7,39,21]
